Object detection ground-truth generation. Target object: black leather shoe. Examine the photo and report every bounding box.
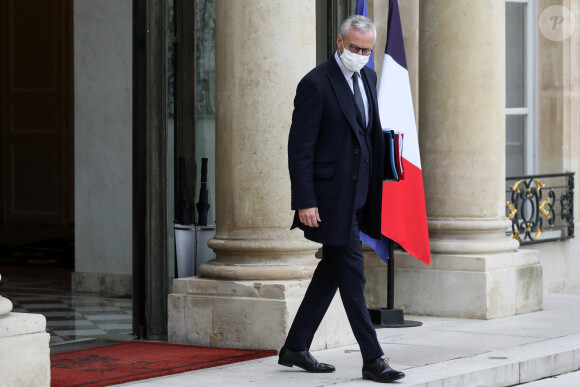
[278,346,335,373]
[362,358,405,383]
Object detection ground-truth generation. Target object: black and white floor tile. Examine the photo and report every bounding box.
[0,277,133,346]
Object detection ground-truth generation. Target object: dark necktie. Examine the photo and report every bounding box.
[352,72,366,129]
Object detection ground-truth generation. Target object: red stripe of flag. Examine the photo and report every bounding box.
[382,161,430,264]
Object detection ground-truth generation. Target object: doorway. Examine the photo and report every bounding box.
[0,0,115,348]
[0,0,74,229]
[0,0,74,269]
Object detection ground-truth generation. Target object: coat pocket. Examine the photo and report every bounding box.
[313,154,336,179]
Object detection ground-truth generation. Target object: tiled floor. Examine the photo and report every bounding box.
[0,270,134,347]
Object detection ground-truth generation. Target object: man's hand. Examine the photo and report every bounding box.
[298,207,321,228]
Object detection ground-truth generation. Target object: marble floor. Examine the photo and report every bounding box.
[0,269,134,348]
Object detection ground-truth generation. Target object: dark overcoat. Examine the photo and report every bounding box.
[288,54,385,245]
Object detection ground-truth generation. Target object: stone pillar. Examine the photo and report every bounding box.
[391,1,543,319]
[198,0,322,281]
[168,0,356,350]
[0,275,50,386]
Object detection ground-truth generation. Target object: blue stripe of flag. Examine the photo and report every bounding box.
[356,0,375,70]
[386,0,407,70]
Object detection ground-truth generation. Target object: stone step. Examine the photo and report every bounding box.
[393,333,580,386]
[114,334,580,386]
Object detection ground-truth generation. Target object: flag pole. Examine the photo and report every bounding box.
[368,240,422,328]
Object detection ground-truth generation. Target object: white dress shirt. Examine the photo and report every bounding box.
[334,51,370,127]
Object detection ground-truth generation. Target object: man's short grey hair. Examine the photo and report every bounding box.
[339,15,376,43]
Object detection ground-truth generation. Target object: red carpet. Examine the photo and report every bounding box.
[51,341,277,386]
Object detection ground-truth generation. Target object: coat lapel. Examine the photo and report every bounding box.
[326,56,360,138]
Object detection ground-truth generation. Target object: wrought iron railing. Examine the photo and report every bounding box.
[506,173,574,244]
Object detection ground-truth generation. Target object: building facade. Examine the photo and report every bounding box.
[1,0,578,353]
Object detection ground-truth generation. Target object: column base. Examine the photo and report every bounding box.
[392,249,543,319]
[168,277,356,351]
[202,230,321,280]
[0,313,50,387]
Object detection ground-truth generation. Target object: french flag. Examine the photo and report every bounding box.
[359,0,431,265]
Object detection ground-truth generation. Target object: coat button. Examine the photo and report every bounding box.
[354,149,360,154]
[352,175,358,181]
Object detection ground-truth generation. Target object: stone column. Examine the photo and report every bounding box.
[392,1,543,319]
[198,0,320,281]
[168,0,356,350]
[0,275,50,386]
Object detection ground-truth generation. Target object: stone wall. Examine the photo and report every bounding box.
[73,0,133,296]
[531,0,580,294]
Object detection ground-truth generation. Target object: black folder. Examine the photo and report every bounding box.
[383,129,400,182]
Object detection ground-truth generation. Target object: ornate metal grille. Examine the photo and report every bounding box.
[505,173,574,244]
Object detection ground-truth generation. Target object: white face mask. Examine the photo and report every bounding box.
[339,40,370,72]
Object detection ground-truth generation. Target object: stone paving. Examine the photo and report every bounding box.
[118,293,580,386]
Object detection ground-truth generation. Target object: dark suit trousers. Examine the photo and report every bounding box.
[284,215,384,362]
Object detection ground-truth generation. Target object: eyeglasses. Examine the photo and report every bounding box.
[344,43,373,56]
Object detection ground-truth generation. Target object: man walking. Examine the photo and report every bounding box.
[279,15,405,383]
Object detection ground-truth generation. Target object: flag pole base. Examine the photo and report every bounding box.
[368,307,422,328]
